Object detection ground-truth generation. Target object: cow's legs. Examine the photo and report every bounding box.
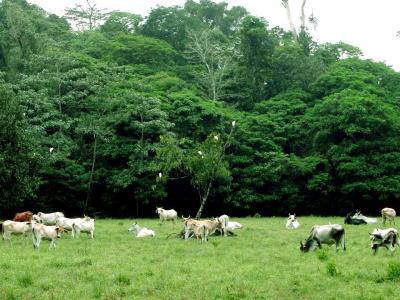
[315,239,322,249]
[49,239,56,250]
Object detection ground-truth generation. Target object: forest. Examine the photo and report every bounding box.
[1,0,400,218]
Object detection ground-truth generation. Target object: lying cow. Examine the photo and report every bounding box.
[2,220,32,241]
[344,214,367,225]
[128,222,155,237]
[72,217,95,239]
[32,223,64,249]
[213,221,243,236]
[286,214,300,229]
[33,212,64,225]
[352,210,377,224]
[156,207,177,225]
[369,228,399,255]
[300,224,346,252]
[382,208,396,226]
[13,211,33,222]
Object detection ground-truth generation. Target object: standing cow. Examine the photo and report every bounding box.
[13,211,33,222]
[369,228,399,255]
[2,220,32,241]
[33,212,64,225]
[286,214,300,229]
[381,208,396,226]
[155,207,177,225]
[300,224,346,252]
[32,223,64,250]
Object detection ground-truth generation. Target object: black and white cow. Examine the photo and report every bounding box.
[344,214,367,225]
[369,228,399,255]
[300,224,346,252]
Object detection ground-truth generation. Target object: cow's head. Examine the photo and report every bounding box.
[344,214,352,224]
[299,240,313,252]
[288,214,296,222]
[155,207,163,214]
[55,226,65,238]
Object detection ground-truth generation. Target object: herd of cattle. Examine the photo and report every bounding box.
[1,211,95,249]
[290,207,398,255]
[1,207,398,254]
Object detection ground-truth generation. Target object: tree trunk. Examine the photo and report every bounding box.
[195,181,212,219]
[84,133,97,213]
[282,0,298,41]
[300,0,307,31]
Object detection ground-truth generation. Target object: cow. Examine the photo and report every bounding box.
[155,207,177,225]
[2,220,32,241]
[344,214,367,225]
[56,216,91,237]
[381,208,396,226]
[352,210,377,224]
[13,211,33,222]
[369,228,399,255]
[33,212,64,225]
[192,223,208,243]
[128,222,155,238]
[300,224,346,252]
[72,217,95,239]
[183,218,224,240]
[286,214,300,229]
[217,214,229,236]
[32,223,64,249]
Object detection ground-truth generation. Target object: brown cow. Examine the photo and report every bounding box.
[13,211,33,222]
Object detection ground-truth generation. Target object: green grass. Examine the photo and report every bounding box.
[1,217,400,299]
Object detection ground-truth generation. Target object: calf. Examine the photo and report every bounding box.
[217,214,229,236]
[192,224,208,243]
[13,211,33,222]
[381,208,396,226]
[32,223,64,249]
[72,217,95,239]
[369,228,399,255]
[344,214,367,225]
[2,220,32,241]
[183,218,224,241]
[300,224,346,252]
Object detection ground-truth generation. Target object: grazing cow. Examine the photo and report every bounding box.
[369,228,399,255]
[286,214,300,229]
[32,223,64,249]
[300,224,346,252]
[381,208,396,225]
[72,217,95,239]
[156,207,177,225]
[13,211,33,222]
[2,220,32,241]
[352,210,377,224]
[128,222,155,238]
[33,212,64,225]
[183,218,224,240]
[56,216,91,237]
[344,214,367,225]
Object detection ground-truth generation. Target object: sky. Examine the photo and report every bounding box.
[28,0,400,71]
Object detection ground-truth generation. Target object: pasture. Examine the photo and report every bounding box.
[1,217,400,299]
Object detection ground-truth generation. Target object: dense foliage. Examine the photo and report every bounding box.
[1,0,399,217]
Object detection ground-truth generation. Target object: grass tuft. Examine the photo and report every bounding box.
[387,262,400,280]
[17,274,33,287]
[317,249,329,261]
[116,274,131,286]
[326,261,338,277]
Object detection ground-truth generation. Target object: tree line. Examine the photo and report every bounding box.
[1,0,400,218]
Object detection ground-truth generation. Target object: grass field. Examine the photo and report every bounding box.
[1,217,400,299]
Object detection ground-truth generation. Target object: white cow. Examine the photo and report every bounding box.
[33,212,64,225]
[2,220,32,241]
[56,216,91,238]
[381,208,396,225]
[128,222,155,237]
[156,207,177,225]
[217,214,229,236]
[370,228,399,254]
[32,223,64,249]
[286,214,300,229]
[225,221,243,235]
[72,217,95,239]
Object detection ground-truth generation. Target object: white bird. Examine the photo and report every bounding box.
[232,121,236,127]
[49,147,54,153]
[214,135,219,141]
[198,151,203,156]
[158,172,162,178]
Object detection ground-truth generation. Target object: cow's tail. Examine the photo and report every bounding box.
[201,224,207,243]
